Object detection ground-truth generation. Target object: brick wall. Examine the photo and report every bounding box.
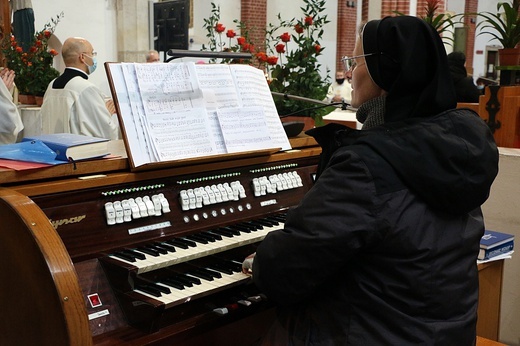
[240,0,267,51]
[336,1,358,72]
[382,0,410,17]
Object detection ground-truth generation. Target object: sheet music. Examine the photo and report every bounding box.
[228,64,292,151]
[195,64,240,109]
[106,62,291,168]
[109,64,154,167]
[218,107,273,153]
[121,63,159,162]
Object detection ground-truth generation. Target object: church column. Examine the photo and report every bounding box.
[116,0,151,63]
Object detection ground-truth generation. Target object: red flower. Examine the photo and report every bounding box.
[214,23,225,33]
[248,44,255,53]
[280,32,291,42]
[304,16,313,26]
[29,46,38,53]
[49,49,58,56]
[15,46,23,53]
[241,43,250,52]
[315,44,321,53]
[256,52,268,62]
[43,30,51,39]
[266,56,278,65]
[226,29,236,38]
[275,43,286,54]
[35,40,42,47]
[237,37,246,46]
[294,24,304,34]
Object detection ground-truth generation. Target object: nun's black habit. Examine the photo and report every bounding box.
[252,16,498,345]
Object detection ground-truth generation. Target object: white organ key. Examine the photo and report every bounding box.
[252,178,261,197]
[283,172,294,189]
[194,188,203,208]
[187,189,196,210]
[205,186,216,204]
[200,189,210,205]
[135,197,148,217]
[212,185,222,203]
[113,201,124,224]
[104,202,116,225]
[223,183,234,201]
[179,190,189,211]
[136,271,251,308]
[128,198,141,219]
[121,199,132,222]
[151,195,162,216]
[158,193,171,213]
[293,171,303,187]
[143,196,155,216]
[218,184,228,202]
[109,220,284,274]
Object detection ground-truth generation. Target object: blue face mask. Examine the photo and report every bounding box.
[85,56,97,74]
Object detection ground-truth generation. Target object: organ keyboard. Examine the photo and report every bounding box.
[0,138,321,345]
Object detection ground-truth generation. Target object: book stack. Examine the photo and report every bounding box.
[479,230,514,261]
[23,133,110,162]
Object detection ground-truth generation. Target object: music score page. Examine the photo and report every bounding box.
[107,62,291,168]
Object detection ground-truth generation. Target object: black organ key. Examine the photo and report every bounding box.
[136,246,160,257]
[228,224,252,233]
[145,244,168,255]
[160,277,186,290]
[187,269,214,281]
[124,249,146,260]
[177,238,197,248]
[202,230,222,241]
[111,251,136,262]
[219,226,241,236]
[186,234,209,244]
[243,221,263,230]
[166,239,189,249]
[210,228,235,238]
[157,242,176,252]
[136,284,162,297]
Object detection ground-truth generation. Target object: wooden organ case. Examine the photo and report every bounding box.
[0,138,321,345]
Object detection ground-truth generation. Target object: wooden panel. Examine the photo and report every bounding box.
[479,86,520,148]
[457,102,480,114]
[477,260,504,341]
[476,336,507,346]
[0,188,92,346]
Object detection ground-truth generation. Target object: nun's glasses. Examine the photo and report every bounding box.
[341,52,380,71]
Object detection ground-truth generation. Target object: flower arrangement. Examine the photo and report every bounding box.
[1,12,63,97]
[202,0,332,125]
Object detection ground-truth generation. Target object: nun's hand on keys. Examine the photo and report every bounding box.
[242,252,255,275]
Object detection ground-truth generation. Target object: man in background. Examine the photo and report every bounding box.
[0,68,23,144]
[325,70,352,105]
[146,49,160,63]
[447,51,481,103]
[40,37,119,140]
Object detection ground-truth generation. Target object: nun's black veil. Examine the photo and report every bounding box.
[362,16,457,123]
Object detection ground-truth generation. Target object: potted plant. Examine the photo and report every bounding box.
[476,0,520,66]
[1,13,62,104]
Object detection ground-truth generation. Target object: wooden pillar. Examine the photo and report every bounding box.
[479,85,520,148]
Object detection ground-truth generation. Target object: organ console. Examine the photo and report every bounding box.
[0,137,321,345]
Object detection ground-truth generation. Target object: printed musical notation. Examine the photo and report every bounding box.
[106,62,291,168]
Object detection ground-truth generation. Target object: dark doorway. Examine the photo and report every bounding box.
[154,0,189,56]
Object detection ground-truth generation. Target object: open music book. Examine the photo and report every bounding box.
[105,62,291,170]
